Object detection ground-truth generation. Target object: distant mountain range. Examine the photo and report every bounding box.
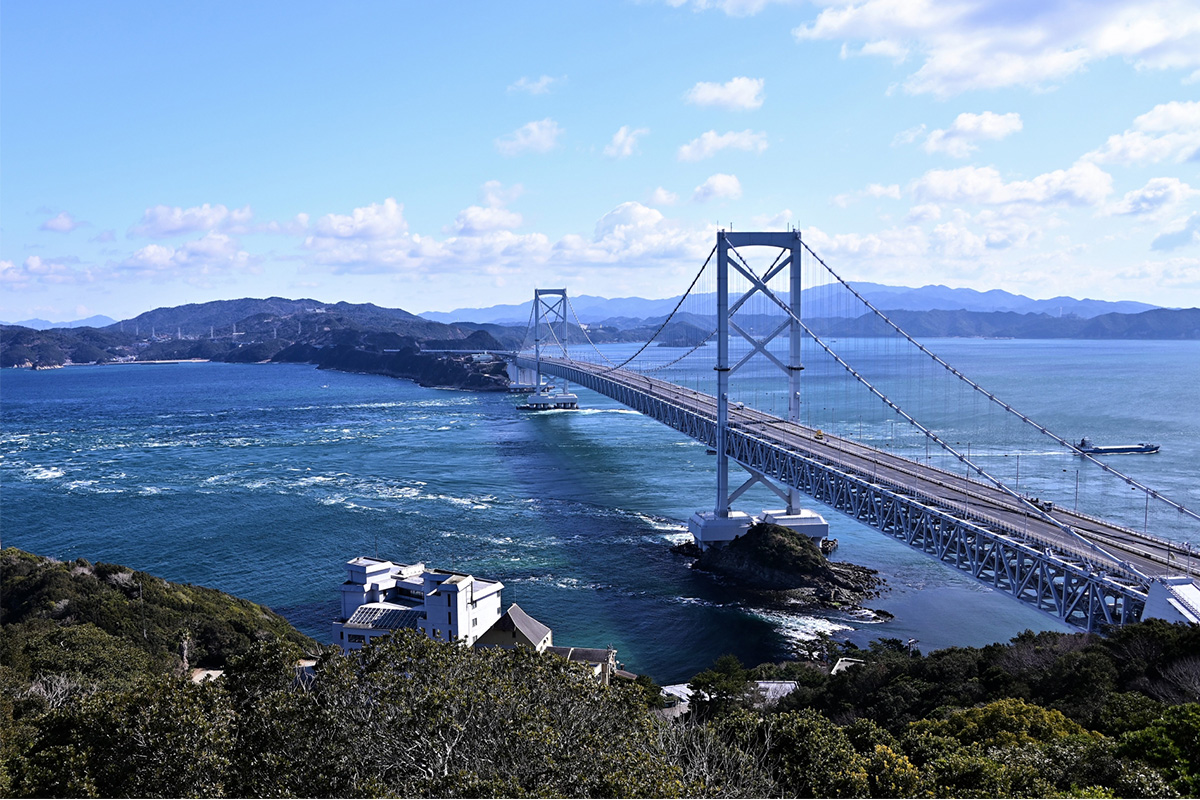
[421,283,1161,325]
[4,291,1198,373]
[0,314,116,330]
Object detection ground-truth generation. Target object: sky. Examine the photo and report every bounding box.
[2,0,1199,323]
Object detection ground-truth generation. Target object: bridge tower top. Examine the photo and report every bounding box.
[532,288,569,390]
[714,230,806,519]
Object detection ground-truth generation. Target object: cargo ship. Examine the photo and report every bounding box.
[1076,437,1160,455]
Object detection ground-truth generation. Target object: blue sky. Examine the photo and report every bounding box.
[3,0,1199,322]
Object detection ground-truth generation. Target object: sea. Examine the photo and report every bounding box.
[3,339,1198,684]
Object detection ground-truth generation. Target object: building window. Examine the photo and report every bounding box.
[347,634,365,644]
[447,595,452,606]
[448,612,452,624]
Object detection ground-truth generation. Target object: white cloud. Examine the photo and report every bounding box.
[931,221,986,257]
[450,182,524,236]
[752,209,796,230]
[665,0,795,16]
[913,162,1113,207]
[833,183,901,207]
[649,187,679,206]
[496,118,563,156]
[0,256,87,288]
[130,203,254,238]
[551,202,707,267]
[1085,100,1200,165]
[40,211,83,233]
[923,112,1023,158]
[604,125,650,158]
[1152,213,1200,251]
[792,0,1200,97]
[300,195,711,280]
[312,198,408,240]
[907,203,942,222]
[90,230,116,243]
[685,77,765,110]
[116,232,257,277]
[678,130,768,161]
[1110,177,1198,216]
[507,75,564,95]
[692,173,743,202]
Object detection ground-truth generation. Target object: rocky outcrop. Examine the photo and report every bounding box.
[678,522,885,610]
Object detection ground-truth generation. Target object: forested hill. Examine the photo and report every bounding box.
[103,297,460,341]
[3,546,1199,798]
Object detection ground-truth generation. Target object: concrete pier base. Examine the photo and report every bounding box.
[761,509,829,542]
[688,510,754,550]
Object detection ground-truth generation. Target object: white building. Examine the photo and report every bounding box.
[333,557,505,652]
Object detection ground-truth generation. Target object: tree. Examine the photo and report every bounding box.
[688,654,753,720]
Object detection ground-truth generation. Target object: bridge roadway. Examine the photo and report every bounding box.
[522,356,1195,586]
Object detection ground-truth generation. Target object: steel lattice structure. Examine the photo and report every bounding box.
[512,354,1147,630]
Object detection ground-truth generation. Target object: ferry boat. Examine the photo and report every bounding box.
[1076,437,1160,455]
[516,387,579,411]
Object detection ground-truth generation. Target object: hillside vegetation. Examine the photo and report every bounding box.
[2,547,1199,797]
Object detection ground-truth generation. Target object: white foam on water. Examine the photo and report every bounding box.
[26,466,65,480]
[750,607,853,645]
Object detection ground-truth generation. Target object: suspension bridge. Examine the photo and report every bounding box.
[497,231,1199,632]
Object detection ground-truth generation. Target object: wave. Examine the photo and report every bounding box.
[750,607,853,643]
[25,466,65,480]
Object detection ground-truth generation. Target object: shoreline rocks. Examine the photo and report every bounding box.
[671,521,887,613]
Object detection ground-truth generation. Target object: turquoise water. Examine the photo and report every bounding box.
[3,340,1198,683]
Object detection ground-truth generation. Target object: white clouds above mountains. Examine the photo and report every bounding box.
[792,0,1200,97]
[834,183,902,207]
[496,118,563,156]
[923,112,1023,158]
[117,232,257,279]
[130,204,254,238]
[685,77,764,110]
[605,126,650,158]
[312,198,408,240]
[507,75,564,95]
[913,162,1113,208]
[1110,178,1197,216]
[450,182,524,236]
[1152,213,1200,251]
[678,130,768,161]
[692,173,743,202]
[1085,100,1200,164]
[40,211,84,233]
[1,256,87,288]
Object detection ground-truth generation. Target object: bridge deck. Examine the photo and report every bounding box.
[523,356,1195,586]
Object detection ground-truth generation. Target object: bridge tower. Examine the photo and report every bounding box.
[532,289,569,390]
[690,230,829,550]
[515,288,579,409]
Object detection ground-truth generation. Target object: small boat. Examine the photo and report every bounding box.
[1076,437,1160,455]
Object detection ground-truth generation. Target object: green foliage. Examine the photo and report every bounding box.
[2,548,1195,799]
[728,522,830,577]
[909,698,1091,750]
[1119,703,1200,796]
[688,654,753,720]
[0,548,315,674]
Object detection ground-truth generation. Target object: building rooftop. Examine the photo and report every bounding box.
[546,646,614,665]
[493,603,551,644]
[345,602,423,631]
